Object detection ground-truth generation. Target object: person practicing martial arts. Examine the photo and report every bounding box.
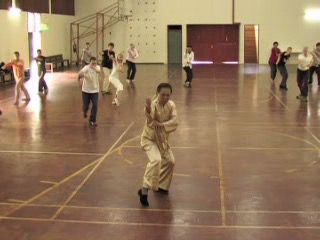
[35,49,48,93]
[309,42,320,85]
[78,57,101,127]
[109,53,124,106]
[277,47,292,91]
[183,46,194,88]
[138,83,179,207]
[126,44,139,84]
[2,51,30,106]
[269,42,281,80]
[100,42,115,94]
[296,47,313,102]
[81,42,92,66]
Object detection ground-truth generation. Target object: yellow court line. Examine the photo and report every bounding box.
[214,88,218,112]
[123,145,205,149]
[1,159,99,219]
[216,123,226,226]
[123,159,134,165]
[3,216,320,229]
[305,127,320,145]
[230,147,316,151]
[0,96,14,103]
[275,133,320,152]
[40,181,59,185]
[265,86,289,111]
[173,173,191,177]
[0,133,141,219]
[7,199,26,204]
[50,122,135,220]
[2,202,320,214]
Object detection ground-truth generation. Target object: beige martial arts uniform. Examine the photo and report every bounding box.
[141,98,178,191]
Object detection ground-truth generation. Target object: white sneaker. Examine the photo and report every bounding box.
[112,100,116,105]
[126,79,130,84]
[114,98,120,106]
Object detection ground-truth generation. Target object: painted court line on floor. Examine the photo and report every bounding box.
[2,202,320,214]
[0,150,104,156]
[3,216,320,230]
[50,122,135,220]
[216,123,226,226]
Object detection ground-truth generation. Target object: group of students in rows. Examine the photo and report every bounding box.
[269,42,320,102]
[0,49,48,107]
[78,42,139,126]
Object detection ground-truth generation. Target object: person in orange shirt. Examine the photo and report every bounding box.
[3,52,30,105]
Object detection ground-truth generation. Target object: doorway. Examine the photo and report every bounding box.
[168,25,182,64]
[244,25,259,64]
[27,13,41,78]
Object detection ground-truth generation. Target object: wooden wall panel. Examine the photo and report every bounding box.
[51,0,75,15]
[187,24,240,63]
[0,0,49,13]
[0,0,13,10]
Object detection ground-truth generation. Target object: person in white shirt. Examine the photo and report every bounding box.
[296,47,313,102]
[78,57,101,127]
[183,46,194,88]
[309,42,320,85]
[126,44,139,83]
[109,53,124,106]
[81,42,92,66]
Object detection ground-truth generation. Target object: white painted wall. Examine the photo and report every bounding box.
[0,11,29,65]
[236,0,320,64]
[2,0,317,66]
[75,0,233,63]
[0,10,74,67]
[41,14,74,59]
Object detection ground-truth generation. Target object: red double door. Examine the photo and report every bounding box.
[187,24,240,63]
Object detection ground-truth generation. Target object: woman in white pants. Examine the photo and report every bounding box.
[109,53,124,106]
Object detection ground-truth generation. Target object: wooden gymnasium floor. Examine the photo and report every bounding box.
[0,64,320,240]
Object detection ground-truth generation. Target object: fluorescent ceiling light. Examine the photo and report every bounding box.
[305,9,320,21]
[193,61,213,64]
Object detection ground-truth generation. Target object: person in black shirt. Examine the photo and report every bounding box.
[100,43,115,95]
[35,49,48,93]
[277,47,292,90]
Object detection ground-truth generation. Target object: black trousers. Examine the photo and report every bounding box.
[183,66,193,83]
[38,70,48,92]
[82,92,98,122]
[309,66,320,84]
[126,60,136,80]
[269,62,277,80]
[297,69,309,97]
[277,65,288,87]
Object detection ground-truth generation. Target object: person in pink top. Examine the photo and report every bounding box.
[2,52,30,105]
[269,42,281,80]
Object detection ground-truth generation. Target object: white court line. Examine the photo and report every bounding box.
[0,150,104,156]
[3,216,320,229]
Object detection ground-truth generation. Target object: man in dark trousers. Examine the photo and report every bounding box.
[78,57,101,127]
[277,47,292,91]
[100,42,115,94]
[35,49,48,93]
[183,46,194,88]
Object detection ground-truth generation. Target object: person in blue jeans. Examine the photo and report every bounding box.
[78,57,101,127]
